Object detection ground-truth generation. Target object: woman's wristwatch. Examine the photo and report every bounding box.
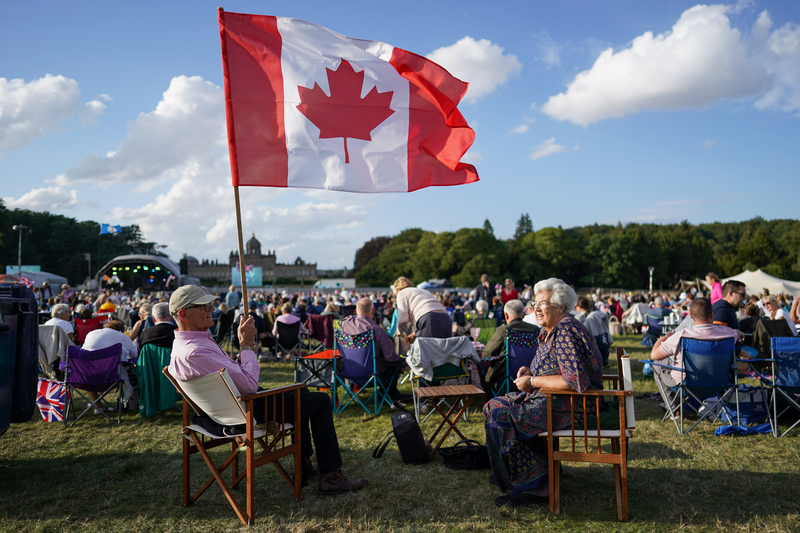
[530,376,536,389]
[240,345,254,353]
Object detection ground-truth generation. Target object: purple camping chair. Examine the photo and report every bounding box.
[332,329,394,416]
[61,344,124,427]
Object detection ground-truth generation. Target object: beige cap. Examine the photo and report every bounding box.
[169,285,218,315]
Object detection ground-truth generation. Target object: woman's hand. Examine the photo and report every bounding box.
[516,366,532,379]
[514,374,534,393]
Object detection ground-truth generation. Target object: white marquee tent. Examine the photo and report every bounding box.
[722,269,800,297]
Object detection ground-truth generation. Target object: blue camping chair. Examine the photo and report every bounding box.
[332,329,395,417]
[491,329,539,396]
[649,337,739,434]
[641,314,664,347]
[753,337,800,437]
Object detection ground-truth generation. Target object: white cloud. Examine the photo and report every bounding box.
[542,4,772,126]
[2,186,80,211]
[427,37,522,103]
[0,74,105,155]
[754,14,800,115]
[461,150,483,165]
[532,31,565,67]
[51,75,225,186]
[509,116,536,135]
[530,138,567,161]
[108,164,379,268]
[703,139,716,148]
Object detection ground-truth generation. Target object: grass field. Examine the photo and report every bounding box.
[1,335,798,532]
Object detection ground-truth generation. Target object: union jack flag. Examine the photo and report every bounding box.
[36,378,65,422]
[19,276,33,288]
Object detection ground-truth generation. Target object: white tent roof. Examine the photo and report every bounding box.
[722,269,800,297]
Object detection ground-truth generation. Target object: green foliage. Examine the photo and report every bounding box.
[354,217,800,289]
[352,236,391,274]
[354,228,427,287]
[483,218,494,235]
[0,203,165,284]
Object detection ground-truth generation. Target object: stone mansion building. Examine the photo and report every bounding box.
[186,233,316,285]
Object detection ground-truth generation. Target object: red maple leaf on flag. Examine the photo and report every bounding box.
[297,59,395,164]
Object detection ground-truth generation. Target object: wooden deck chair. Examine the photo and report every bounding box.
[539,347,636,521]
[162,367,303,526]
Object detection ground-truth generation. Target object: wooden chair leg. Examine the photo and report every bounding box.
[182,435,191,507]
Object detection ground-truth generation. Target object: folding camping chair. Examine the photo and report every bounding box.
[294,348,335,391]
[641,314,664,347]
[61,343,125,427]
[213,309,236,349]
[163,368,302,527]
[304,314,334,354]
[492,329,539,396]
[332,329,395,417]
[540,347,636,521]
[137,344,179,417]
[471,318,496,346]
[405,336,484,457]
[275,321,302,361]
[649,337,740,434]
[754,337,800,437]
[74,316,107,345]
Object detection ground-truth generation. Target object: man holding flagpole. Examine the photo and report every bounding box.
[168,285,368,495]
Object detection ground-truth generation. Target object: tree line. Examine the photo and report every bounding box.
[353,216,800,290]
[0,201,165,285]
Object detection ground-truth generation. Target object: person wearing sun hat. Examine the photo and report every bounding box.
[167,285,367,495]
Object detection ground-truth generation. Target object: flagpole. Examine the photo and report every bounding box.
[233,186,248,305]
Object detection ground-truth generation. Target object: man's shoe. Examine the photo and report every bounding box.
[318,469,367,495]
[494,491,548,507]
[395,393,414,403]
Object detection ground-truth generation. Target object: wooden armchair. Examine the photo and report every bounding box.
[539,347,636,521]
[163,367,303,526]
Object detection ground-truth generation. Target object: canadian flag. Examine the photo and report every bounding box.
[218,10,479,193]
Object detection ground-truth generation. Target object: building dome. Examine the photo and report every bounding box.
[246,233,261,256]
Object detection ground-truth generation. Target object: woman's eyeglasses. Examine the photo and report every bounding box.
[531,301,554,310]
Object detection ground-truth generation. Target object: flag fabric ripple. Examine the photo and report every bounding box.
[219,10,479,193]
[36,378,65,422]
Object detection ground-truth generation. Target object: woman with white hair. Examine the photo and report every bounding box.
[484,278,603,507]
[44,303,75,343]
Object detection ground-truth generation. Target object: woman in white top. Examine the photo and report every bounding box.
[764,295,798,336]
[44,303,75,343]
[392,276,451,342]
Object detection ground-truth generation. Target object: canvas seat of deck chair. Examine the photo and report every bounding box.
[540,347,636,521]
[332,329,395,417]
[61,343,124,427]
[650,337,740,434]
[162,367,303,527]
[137,344,179,417]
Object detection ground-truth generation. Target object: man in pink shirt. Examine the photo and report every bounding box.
[650,297,741,410]
[167,285,367,495]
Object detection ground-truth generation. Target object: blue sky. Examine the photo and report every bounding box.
[2,0,798,270]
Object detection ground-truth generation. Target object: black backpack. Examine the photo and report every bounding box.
[372,411,429,465]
